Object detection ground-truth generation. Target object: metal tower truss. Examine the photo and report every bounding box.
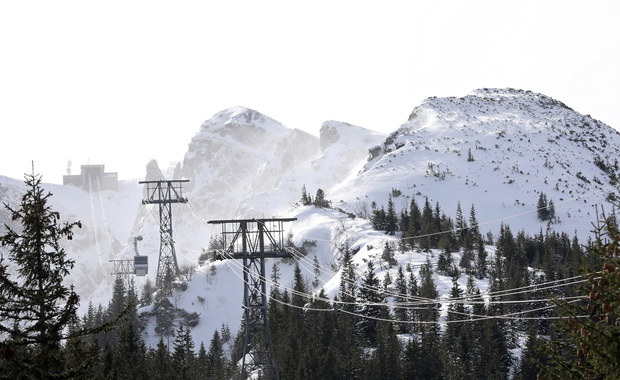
[208,218,296,380]
[109,259,134,276]
[139,179,189,288]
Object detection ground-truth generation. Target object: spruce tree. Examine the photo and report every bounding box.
[418,258,439,315]
[196,342,208,379]
[407,197,422,250]
[205,330,227,380]
[385,195,398,235]
[475,234,488,279]
[300,185,312,206]
[455,201,467,247]
[313,188,330,208]
[371,206,387,231]
[537,192,549,221]
[115,320,148,379]
[141,277,155,306]
[149,337,171,380]
[393,266,409,333]
[539,212,620,378]
[0,172,83,378]
[467,148,475,162]
[357,261,384,346]
[420,197,434,251]
[171,324,196,380]
[339,244,357,303]
[407,271,420,331]
[311,255,320,288]
[381,241,396,267]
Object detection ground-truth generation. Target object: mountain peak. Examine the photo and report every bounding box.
[207,106,268,127]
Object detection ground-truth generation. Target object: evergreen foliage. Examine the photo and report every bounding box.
[0,172,84,378]
[537,191,556,222]
[313,188,331,208]
[300,185,312,206]
[539,211,620,379]
[1,179,607,379]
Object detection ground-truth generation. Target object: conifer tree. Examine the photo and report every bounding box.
[115,319,148,379]
[369,321,401,380]
[443,279,472,379]
[196,342,208,379]
[300,185,312,206]
[437,239,455,276]
[393,266,409,333]
[381,241,397,267]
[339,244,357,303]
[313,188,330,208]
[467,148,475,162]
[475,234,488,279]
[407,197,422,250]
[371,206,387,231]
[399,208,409,238]
[418,257,439,322]
[548,199,555,222]
[385,195,398,235]
[303,288,336,380]
[514,327,546,380]
[432,202,443,247]
[539,212,620,378]
[407,271,420,330]
[537,192,552,221]
[357,261,384,346]
[417,254,442,380]
[479,316,512,379]
[0,172,83,378]
[468,204,480,241]
[205,330,227,380]
[141,277,155,306]
[402,337,423,379]
[419,197,434,251]
[311,255,320,288]
[455,201,467,246]
[171,324,196,380]
[149,337,171,380]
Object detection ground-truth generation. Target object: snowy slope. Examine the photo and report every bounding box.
[331,88,620,240]
[0,175,144,312]
[2,89,619,350]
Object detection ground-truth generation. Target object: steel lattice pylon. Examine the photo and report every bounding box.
[139,180,189,288]
[208,218,296,380]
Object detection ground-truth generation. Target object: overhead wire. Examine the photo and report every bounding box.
[181,200,588,311]
[179,194,591,322]
[87,173,108,277]
[284,244,587,305]
[216,247,589,324]
[216,245,585,321]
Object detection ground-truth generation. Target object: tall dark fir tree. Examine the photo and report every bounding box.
[0,172,83,379]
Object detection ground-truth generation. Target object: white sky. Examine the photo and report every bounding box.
[1,1,619,184]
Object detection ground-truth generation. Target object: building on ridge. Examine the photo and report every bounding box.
[63,164,118,191]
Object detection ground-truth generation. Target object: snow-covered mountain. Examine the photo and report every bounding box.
[1,89,619,349]
[331,88,619,240]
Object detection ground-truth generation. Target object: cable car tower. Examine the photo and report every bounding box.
[139,179,189,289]
[208,218,296,380]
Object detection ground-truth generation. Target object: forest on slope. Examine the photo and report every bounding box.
[1,174,618,379]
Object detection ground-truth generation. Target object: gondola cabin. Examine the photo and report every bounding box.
[134,256,148,276]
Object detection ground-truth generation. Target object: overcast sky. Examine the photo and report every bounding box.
[1,1,618,184]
